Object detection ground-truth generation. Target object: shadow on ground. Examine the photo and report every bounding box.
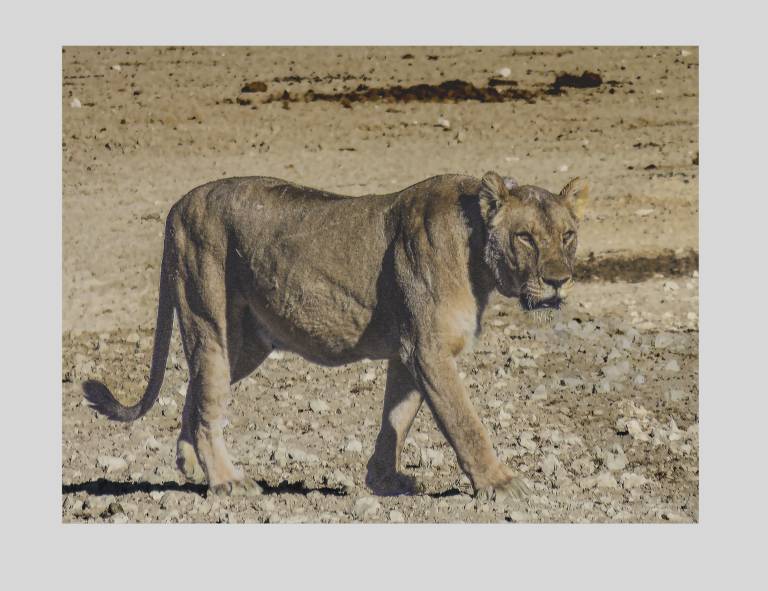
[62,478,466,499]
[62,478,344,498]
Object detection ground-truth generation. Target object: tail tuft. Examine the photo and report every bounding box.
[82,380,144,422]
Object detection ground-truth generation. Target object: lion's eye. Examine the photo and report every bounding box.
[563,230,576,245]
[516,232,535,248]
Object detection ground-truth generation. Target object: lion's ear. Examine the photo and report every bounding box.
[479,171,509,221]
[559,177,589,220]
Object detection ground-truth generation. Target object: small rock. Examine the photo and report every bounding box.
[541,454,560,477]
[518,431,537,451]
[436,116,451,130]
[288,447,320,464]
[425,448,444,467]
[665,389,688,402]
[389,510,405,523]
[353,496,381,519]
[664,359,680,372]
[497,67,512,78]
[604,445,627,471]
[70,97,82,108]
[272,445,289,466]
[309,399,330,413]
[97,455,127,474]
[634,374,646,385]
[149,490,164,502]
[144,436,161,451]
[635,208,655,217]
[505,511,528,523]
[328,470,355,492]
[562,376,584,388]
[63,497,84,514]
[603,360,630,380]
[558,164,569,172]
[530,384,547,401]
[626,419,650,442]
[345,439,363,454]
[596,472,619,489]
[112,64,122,72]
[268,350,284,360]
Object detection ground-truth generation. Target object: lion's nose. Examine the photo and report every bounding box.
[543,275,570,290]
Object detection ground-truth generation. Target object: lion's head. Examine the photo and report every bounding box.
[478,170,589,312]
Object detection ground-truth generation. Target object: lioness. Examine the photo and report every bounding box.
[84,171,588,500]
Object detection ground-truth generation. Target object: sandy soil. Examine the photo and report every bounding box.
[62,46,698,523]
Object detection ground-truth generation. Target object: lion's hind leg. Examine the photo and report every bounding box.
[366,358,424,495]
[172,245,261,497]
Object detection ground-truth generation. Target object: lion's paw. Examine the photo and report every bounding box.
[209,477,264,497]
[475,475,531,503]
[366,471,423,496]
[176,441,206,484]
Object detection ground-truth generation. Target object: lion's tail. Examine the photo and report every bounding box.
[82,233,175,422]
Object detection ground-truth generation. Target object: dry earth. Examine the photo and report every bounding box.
[62,46,698,523]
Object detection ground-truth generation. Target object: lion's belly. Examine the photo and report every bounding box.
[243,257,400,366]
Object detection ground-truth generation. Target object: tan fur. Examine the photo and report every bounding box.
[83,172,587,500]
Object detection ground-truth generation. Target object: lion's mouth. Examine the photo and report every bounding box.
[520,295,563,311]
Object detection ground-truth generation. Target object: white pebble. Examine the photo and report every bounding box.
[531,384,547,401]
[626,419,650,442]
[70,97,82,108]
[345,439,363,454]
[97,455,127,474]
[541,454,560,477]
[558,164,569,172]
[353,496,381,519]
[437,117,451,130]
[497,67,512,78]
[635,208,655,217]
[596,472,619,489]
[309,399,330,413]
[621,472,648,490]
[112,64,122,72]
[518,431,537,451]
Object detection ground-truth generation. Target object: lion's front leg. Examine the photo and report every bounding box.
[406,342,531,502]
[366,358,424,495]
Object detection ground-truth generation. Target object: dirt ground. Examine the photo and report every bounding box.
[62,46,698,523]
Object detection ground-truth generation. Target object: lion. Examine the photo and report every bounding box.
[83,171,588,500]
